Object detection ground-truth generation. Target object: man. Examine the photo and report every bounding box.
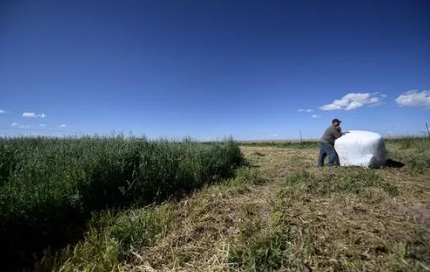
[318,118,343,167]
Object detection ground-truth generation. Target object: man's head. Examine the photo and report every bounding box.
[332,118,342,127]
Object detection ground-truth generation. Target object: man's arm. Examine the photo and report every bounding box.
[333,126,342,139]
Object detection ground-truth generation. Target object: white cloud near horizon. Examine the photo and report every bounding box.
[0,109,7,114]
[311,114,321,118]
[11,122,32,128]
[23,112,37,118]
[297,108,313,112]
[22,112,47,118]
[319,92,385,111]
[395,90,430,108]
[39,124,46,127]
[58,124,67,128]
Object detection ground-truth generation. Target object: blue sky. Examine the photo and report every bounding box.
[1,0,429,140]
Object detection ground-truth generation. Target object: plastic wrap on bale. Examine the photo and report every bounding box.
[334,130,386,168]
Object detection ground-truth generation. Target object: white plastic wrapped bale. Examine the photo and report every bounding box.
[334,130,386,168]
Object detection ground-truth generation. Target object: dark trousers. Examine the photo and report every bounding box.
[318,141,339,167]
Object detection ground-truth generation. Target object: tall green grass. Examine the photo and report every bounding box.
[0,135,244,271]
[385,137,430,175]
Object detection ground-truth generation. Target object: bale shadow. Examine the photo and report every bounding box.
[385,159,405,168]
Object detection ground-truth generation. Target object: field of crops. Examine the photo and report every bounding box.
[0,136,244,271]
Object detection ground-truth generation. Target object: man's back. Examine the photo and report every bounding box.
[320,125,342,145]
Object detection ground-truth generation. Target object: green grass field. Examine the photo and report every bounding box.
[0,136,244,271]
[1,136,429,271]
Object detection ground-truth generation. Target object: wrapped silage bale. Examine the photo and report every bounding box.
[334,130,386,168]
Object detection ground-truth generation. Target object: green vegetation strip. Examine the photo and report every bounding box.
[279,169,399,200]
[385,137,430,175]
[37,203,175,272]
[0,136,244,271]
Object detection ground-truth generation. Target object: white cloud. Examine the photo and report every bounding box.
[22,112,48,118]
[0,109,6,114]
[395,90,430,108]
[319,92,385,111]
[311,114,321,118]
[23,112,37,118]
[298,108,313,113]
[369,97,380,103]
[11,122,32,128]
[319,104,341,111]
[345,101,363,111]
[39,124,46,127]
[58,124,67,128]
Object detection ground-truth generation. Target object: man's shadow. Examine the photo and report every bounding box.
[385,159,405,168]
